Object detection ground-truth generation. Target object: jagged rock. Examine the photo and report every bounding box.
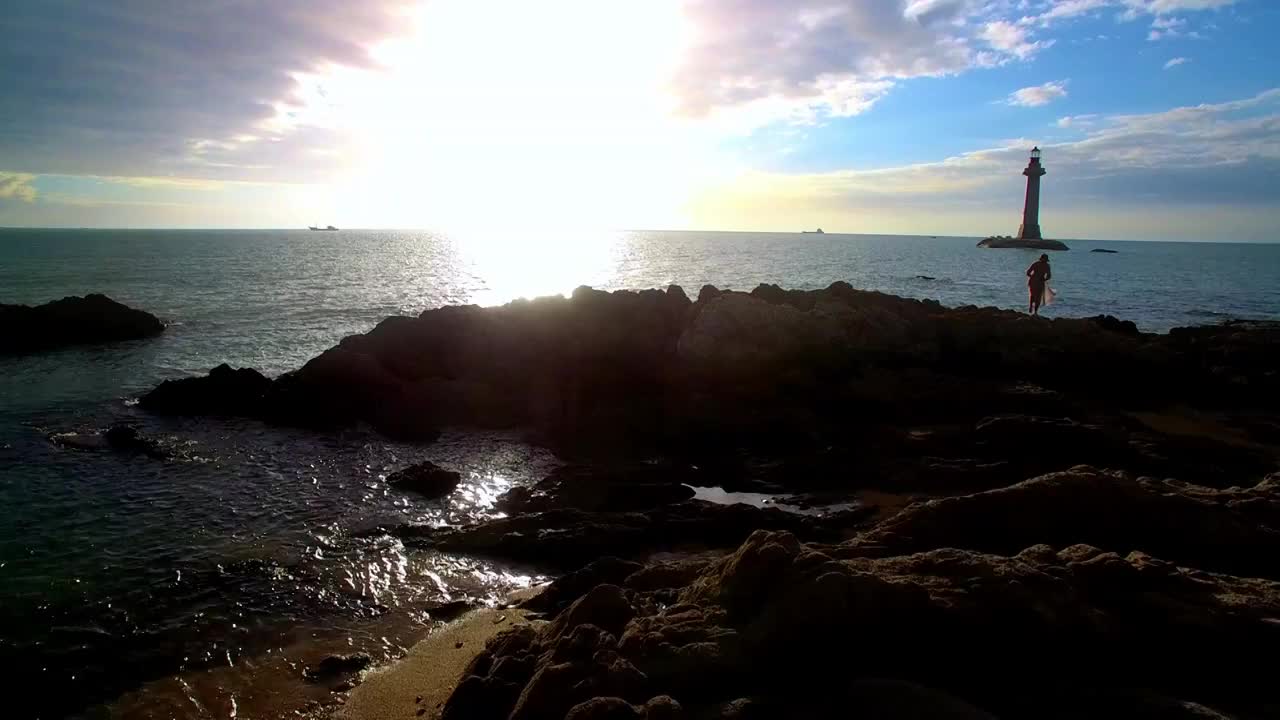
[444,528,1279,719]
[846,466,1280,580]
[565,697,643,720]
[0,293,164,354]
[1089,314,1140,336]
[400,501,872,570]
[499,465,698,514]
[522,557,643,615]
[385,461,461,498]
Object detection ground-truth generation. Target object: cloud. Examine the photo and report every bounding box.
[1121,0,1239,16]
[1164,56,1192,69]
[1057,113,1099,128]
[1009,81,1070,107]
[0,172,37,202]
[1035,0,1113,22]
[0,1,416,181]
[982,20,1056,59]
[669,0,1054,121]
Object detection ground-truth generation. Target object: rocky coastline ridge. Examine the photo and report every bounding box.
[140,283,1280,718]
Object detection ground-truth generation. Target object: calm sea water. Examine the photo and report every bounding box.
[2,228,1279,718]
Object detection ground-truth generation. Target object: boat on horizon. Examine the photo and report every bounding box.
[308,225,339,231]
[801,228,825,234]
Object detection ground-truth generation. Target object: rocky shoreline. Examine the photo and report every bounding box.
[137,283,1280,718]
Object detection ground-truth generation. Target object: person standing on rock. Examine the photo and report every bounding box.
[1026,254,1052,316]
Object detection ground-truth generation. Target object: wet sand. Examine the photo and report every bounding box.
[337,590,545,720]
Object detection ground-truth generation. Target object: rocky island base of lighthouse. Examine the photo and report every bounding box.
[977,235,1070,250]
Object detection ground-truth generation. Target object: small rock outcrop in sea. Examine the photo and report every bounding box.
[437,464,1280,719]
[141,363,272,416]
[303,652,372,684]
[1091,248,1119,253]
[977,235,1070,250]
[0,293,164,354]
[386,461,462,498]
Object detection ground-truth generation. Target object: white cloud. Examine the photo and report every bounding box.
[1121,0,1238,16]
[1036,0,1112,22]
[669,0,1057,124]
[1009,81,1070,107]
[1057,113,1099,127]
[981,20,1056,59]
[1164,56,1191,69]
[0,172,37,202]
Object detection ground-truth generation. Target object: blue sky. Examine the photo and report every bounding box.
[1,0,1277,240]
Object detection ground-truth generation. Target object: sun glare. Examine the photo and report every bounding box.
[291,0,716,232]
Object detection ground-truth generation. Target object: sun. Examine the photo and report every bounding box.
[295,0,722,232]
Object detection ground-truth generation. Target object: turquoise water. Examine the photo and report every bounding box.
[2,228,1279,718]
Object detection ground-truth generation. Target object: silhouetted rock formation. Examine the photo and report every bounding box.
[1091,248,1119,253]
[0,294,163,353]
[138,284,1280,454]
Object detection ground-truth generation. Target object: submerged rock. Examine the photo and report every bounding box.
[386,461,461,498]
[0,294,163,354]
[303,652,372,683]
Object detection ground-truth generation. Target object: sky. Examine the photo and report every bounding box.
[0,0,1277,240]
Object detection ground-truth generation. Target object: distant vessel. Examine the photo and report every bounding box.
[308,225,339,231]
[801,228,825,234]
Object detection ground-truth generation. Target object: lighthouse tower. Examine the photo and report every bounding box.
[1017,147,1046,240]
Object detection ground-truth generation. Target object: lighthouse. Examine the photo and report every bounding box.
[1017,147,1046,240]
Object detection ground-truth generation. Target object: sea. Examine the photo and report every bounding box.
[2,228,1278,719]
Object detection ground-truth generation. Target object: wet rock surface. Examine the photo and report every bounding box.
[1,293,164,354]
[386,460,462,498]
[303,652,372,684]
[442,521,1280,719]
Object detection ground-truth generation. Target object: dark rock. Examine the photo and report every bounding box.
[0,293,164,354]
[102,424,168,459]
[848,466,1280,580]
[303,653,371,683]
[1089,314,1140,336]
[642,695,683,720]
[977,236,1070,250]
[499,465,699,514]
[441,675,523,720]
[523,557,643,615]
[406,500,871,570]
[565,697,643,720]
[140,363,272,416]
[915,275,937,281]
[547,585,635,638]
[386,461,461,498]
[1091,248,1119,253]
